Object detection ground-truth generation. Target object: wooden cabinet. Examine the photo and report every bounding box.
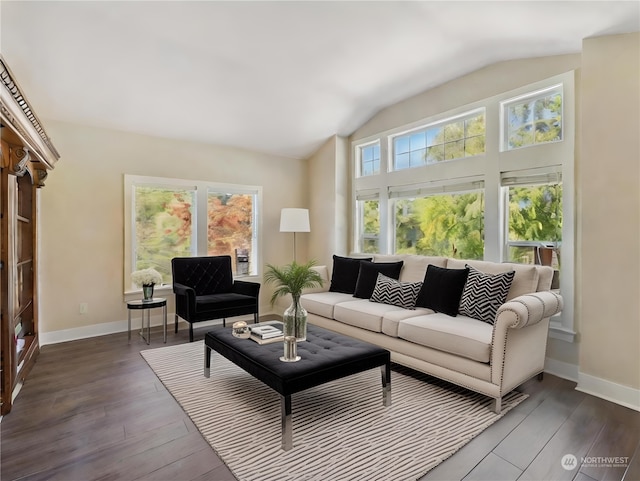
[1,56,60,415]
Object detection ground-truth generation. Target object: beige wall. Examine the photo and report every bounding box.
[579,33,640,390]
[308,135,348,266]
[39,121,307,335]
[307,135,350,268]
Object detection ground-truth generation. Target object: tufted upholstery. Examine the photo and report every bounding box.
[205,324,390,396]
[172,256,260,341]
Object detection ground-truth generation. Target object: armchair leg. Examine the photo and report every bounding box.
[189,324,194,342]
[537,372,544,381]
[223,318,226,327]
[175,314,178,333]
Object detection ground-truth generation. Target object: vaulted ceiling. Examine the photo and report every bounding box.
[1,1,638,159]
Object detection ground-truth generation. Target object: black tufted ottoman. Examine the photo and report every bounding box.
[204,323,391,450]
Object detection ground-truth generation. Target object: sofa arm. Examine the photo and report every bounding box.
[495,291,564,330]
[233,280,261,298]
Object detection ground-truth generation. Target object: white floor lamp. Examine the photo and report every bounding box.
[279,208,310,262]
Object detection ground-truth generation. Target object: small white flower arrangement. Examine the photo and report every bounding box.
[131,268,163,287]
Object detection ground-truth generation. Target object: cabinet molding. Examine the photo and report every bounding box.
[0,55,60,170]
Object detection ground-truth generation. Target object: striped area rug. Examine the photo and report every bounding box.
[141,341,527,481]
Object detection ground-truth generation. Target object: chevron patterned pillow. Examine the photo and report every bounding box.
[370,273,422,309]
[459,265,515,324]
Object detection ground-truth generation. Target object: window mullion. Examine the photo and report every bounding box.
[195,184,208,256]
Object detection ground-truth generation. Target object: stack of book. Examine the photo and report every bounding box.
[250,324,284,344]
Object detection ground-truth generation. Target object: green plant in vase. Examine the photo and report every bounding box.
[264,260,323,341]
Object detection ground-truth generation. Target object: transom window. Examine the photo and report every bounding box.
[358,143,380,177]
[502,85,563,150]
[392,110,485,170]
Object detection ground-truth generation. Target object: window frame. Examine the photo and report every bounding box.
[351,71,575,341]
[390,108,486,171]
[500,84,564,152]
[124,174,262,292]
[356,140,381,178]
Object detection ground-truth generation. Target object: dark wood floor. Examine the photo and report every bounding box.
[2,325,639,481]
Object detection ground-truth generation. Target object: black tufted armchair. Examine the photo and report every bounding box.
[171,256,260,342]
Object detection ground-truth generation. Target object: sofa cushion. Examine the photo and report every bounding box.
[373,254,448,282]
[353,260,404,299]
[397,313,493,363]
[447,259,539,300]
[329,255,372,294]
[301,291,354,319]
[381,307,433,337]
[459,265,515,324]
[415,265,469,316]
[334,299,406,332]
[370,273,422,309]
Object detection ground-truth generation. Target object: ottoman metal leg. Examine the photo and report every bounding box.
[281,394,292,451]
[381,363,391,407]
[204,345,211,378]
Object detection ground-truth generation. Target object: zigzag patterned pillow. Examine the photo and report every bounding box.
[370,273,422,309]
[459,265,515,324]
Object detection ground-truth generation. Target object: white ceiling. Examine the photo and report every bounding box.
[1,1,638,159]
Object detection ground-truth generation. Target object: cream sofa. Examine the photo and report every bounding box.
[290,254,563,413]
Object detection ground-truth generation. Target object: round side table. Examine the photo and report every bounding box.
[127,298,167,344]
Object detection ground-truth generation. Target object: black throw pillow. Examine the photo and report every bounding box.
[353,260,404,299]
[329,255,372,294]
[415,265,470,316]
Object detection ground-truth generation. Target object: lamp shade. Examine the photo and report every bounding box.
[280,208,310,232]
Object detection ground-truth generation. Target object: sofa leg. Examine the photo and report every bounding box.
[537,372,544,381]
[222,318,226,327]
[174,314,178,334]
[492,397,502,414]
[189,324,194,342]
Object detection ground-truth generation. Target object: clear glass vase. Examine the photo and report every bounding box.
[283,295,307,341]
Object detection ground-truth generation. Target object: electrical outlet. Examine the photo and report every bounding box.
[79,303,88,315]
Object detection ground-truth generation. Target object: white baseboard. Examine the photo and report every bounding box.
[544,357,579,383]
[39,312,274,346]
[576,372,640,412]
[40,318,135,345]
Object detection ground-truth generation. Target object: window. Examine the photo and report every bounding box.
[207,191,255,258]
[125,175,261,290]
[392,110,485,170]
[392,188,484,259]
[502,85,562,150]
[356,198,380,253]
[504,172,562,284]
[352,72,574,339]
[358,143,380,177]
[133,185,196,281]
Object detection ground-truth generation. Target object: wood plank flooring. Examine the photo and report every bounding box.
[1,325,639,481]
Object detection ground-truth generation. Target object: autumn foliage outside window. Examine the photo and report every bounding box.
[133,184,257,284]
